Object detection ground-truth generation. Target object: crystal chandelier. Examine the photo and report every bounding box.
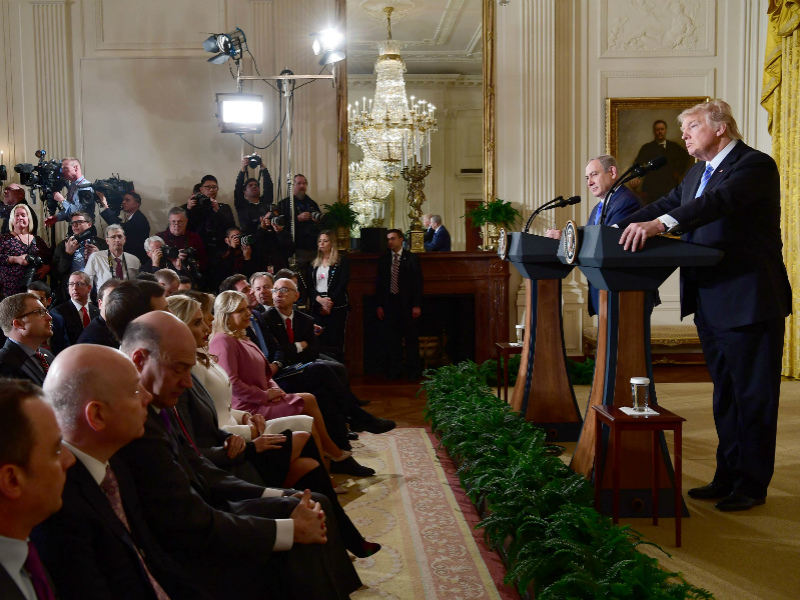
[348,6,437,180]
[349,157,392,227]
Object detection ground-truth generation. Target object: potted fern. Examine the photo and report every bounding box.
[321,202,359,252]
[463,198,522,251]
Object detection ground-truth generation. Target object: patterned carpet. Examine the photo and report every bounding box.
[337,428,503,599]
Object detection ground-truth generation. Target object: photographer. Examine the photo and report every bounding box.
[182,175,235,258]
[234,155,274,235]
[52,211,107,303]
[98,190,150,262]
[141,236,192,280]
[1,183,39,235]
[210,227,257,291]
[278,173,322,268]
[43,157,95,227]
[155,207,207,281]
[0,204,51,296]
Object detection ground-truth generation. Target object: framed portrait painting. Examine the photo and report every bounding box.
[606,97,709,204]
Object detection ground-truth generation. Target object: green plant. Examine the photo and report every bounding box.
[423,361,714,599]
[321,201,359,230]
[463,198,522,229]
[477,355,593,388]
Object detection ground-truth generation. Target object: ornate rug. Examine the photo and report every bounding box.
[338,428,503,599]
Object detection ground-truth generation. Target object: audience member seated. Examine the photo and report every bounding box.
[235,155,274,235]
[52,211,106,303]
[0,204,51,297]
[84,224,141,289]
[98,190,150,262]
[155,207,208,273]
[423,214,452,252]
[1,183,39,235]
[182,175,234,260]
[250,271,274,312]
[33,345,213,600]
[27,280,69,352]
[177,275,192,292]
[115,311,363,598]
[154,268,180,297]
[76,278,122,348]
[308,230,350,361]
[210,227,257,291]
[0,293,55,385]
[0,379,74,599]
[103,279,168,342]
[50,272,99,354]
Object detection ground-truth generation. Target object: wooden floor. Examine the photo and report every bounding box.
[352,364,711,426]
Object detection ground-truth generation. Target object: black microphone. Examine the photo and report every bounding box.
[523,195,563,233]
[555,195,581,208]
[632,155,667,177]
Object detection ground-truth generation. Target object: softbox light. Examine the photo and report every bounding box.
[216,93,264,134]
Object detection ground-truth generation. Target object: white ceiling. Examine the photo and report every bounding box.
[346,0,483,75]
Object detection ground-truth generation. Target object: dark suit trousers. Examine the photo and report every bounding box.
[695,308,784,499]
[384,295,421,377]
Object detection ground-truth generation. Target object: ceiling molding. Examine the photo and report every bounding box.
[348,73,482,88]
[433,0,466,45]
[348,50,482,63]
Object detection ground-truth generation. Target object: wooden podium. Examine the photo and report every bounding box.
[504,232,583,441]
[558,224,722,517]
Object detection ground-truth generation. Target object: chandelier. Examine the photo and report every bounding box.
[349,157,392,227]
[348,6,437,180]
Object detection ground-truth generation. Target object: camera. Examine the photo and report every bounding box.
[239,235,255,245]
[93,175,134,210]
[310,211,323,222]
[161,245,180,259]
[22,255,44,288]
[271,215,285,228]
[71,228,95,246]
[13,150,67,215]
[191,192,212,211]
[246,154,262,169]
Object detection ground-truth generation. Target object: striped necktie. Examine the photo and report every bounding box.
[695,164,715,198]
[390,253,400,294]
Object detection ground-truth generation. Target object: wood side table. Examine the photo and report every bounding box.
[591,405,686,547]
[494,342,523,403]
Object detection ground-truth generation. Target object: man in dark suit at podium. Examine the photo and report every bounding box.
[546,155,642,315]
[618,99,792,512]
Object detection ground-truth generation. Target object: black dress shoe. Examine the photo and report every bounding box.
[687,482,733,500]
[329,456,376,477]
[356,398,372,407]
[351,416,396,435]
[715,492,765,512]
[347,431,359,441]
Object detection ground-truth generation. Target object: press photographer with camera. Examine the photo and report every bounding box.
[1,183,39,235]
[182,175,235,259]
[155,207,207,281]
[98,190,150,262]
[43,157,95,227]
[235,154,275,235]
[278,173,322,268]
[52,211,107,303]
[141,236,192,278]
[0,204,51,297]
[210,227,257,291]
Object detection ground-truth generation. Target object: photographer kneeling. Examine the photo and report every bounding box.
[52,211,106,303]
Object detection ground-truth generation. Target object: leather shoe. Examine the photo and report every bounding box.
[351,416,396,435]
[347,431,359,441]
[329,456,376,477]
[715,492,765,512]
[687,482,733,500]
[356,398,372,407]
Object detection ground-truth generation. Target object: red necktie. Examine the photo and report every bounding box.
[33,350,50,374]
[115,257,123,279]
[172,407,202,457]
[285,317,294,344]
[24,541,56,600]
[80,306,90,328]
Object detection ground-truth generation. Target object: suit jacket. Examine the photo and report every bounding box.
[75,315,118,348]
[50,301,99,351]
[0,338,53,385]
[617,141,792,328]
[31,459,212,600]
[424,225,451,251]
[52,236,108,292]
[99,208,151,263]
[376,249,424,313]
[0,557,58,600]
[634,139,691,202]
[307,254,350,310]
[263,307,319,365]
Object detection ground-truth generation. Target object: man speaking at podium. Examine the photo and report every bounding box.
[618,99,792,512]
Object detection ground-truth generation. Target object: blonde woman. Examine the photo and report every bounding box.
[308,229,350,360]
[0,204,49,295]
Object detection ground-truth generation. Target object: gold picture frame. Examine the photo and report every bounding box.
[605,97,709,204]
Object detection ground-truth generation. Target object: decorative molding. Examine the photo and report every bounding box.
[94,0,225,50]
[356,0,417,27]
[433,0,466,45]
[600,0,716,57]
[348,50,482,63]
[466,23,482,56]
[348,73,482,88]
[599,69,715,100]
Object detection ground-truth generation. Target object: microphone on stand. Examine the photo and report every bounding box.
[523,196,562,233]
[599,156,667,225]
[523,196,581,233]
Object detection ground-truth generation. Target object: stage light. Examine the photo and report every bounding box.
[203,28,248,64]
[310,28,345,66]
[215,93,264,134]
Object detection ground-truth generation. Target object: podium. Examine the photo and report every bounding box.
[504,232,583,441]
[558,224,722,517]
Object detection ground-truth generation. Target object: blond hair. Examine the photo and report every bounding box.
[9,204,34,234]
[311,230,340,268]
[678,99,742,141]
[167,294,212,367]
[211,291,248,340]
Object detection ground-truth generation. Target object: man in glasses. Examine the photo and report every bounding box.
[84,224,141,289]
[52,211,107,304]
[50,272,99,353]
[182,175,235,261]
[0,292,55,385]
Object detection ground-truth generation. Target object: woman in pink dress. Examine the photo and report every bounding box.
[209,290,351,463]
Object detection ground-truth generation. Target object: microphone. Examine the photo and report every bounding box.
[523,196,562,233]
[632,155,667,177]
[523,196,581,233]
[599,156,668,225]
[555,195,581,208]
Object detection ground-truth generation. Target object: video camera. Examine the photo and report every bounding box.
[13,150,67,215]
[93,174,134,210]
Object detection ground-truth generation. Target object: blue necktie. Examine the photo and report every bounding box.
[695,164,715,198]
[250,316,269,357]
[593,201,604,225]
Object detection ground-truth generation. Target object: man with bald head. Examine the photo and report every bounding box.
[114,311,361,598]
[32,344,210,600]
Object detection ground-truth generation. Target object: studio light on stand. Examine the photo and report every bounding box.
[215,93,264,134]
[310,28,346,67]
[203,28,248,64]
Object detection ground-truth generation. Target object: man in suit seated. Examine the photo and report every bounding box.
[103,280,169,342]
[26,281,69,353]
[0,379,75,599]
[0,293,56,386]
[250,271,274,312]
[114,311,362,598]
[51,211,106,305]
[32,344,213,600]
[50,271,99,354]
[545,154,642,316]
[423,214,451,251]
[76,278,122,348]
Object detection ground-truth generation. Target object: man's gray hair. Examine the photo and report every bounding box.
[430,215,442,225]
[120,320,162,358]
[106,224,124,237]
[168,207,188,218]
[589,155,619,173]
[678,99,743,141]
[144,235,164,253]
[250,271,274,286]
[44,367,101,433]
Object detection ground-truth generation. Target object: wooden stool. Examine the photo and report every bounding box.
[494,342,522,403]
[591,405,686,547]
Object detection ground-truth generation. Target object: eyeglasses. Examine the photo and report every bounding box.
[16,308,49,319]
[68,281,88,287]
[70,220,89,226]
[107,234,125,240]
[271,287,295,295]
[200,185,218,191]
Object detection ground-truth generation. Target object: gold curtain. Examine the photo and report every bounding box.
[761,1,800,377]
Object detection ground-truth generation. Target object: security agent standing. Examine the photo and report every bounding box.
[98,191,150,263]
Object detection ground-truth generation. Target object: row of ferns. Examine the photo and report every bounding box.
[422,361,713,599]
